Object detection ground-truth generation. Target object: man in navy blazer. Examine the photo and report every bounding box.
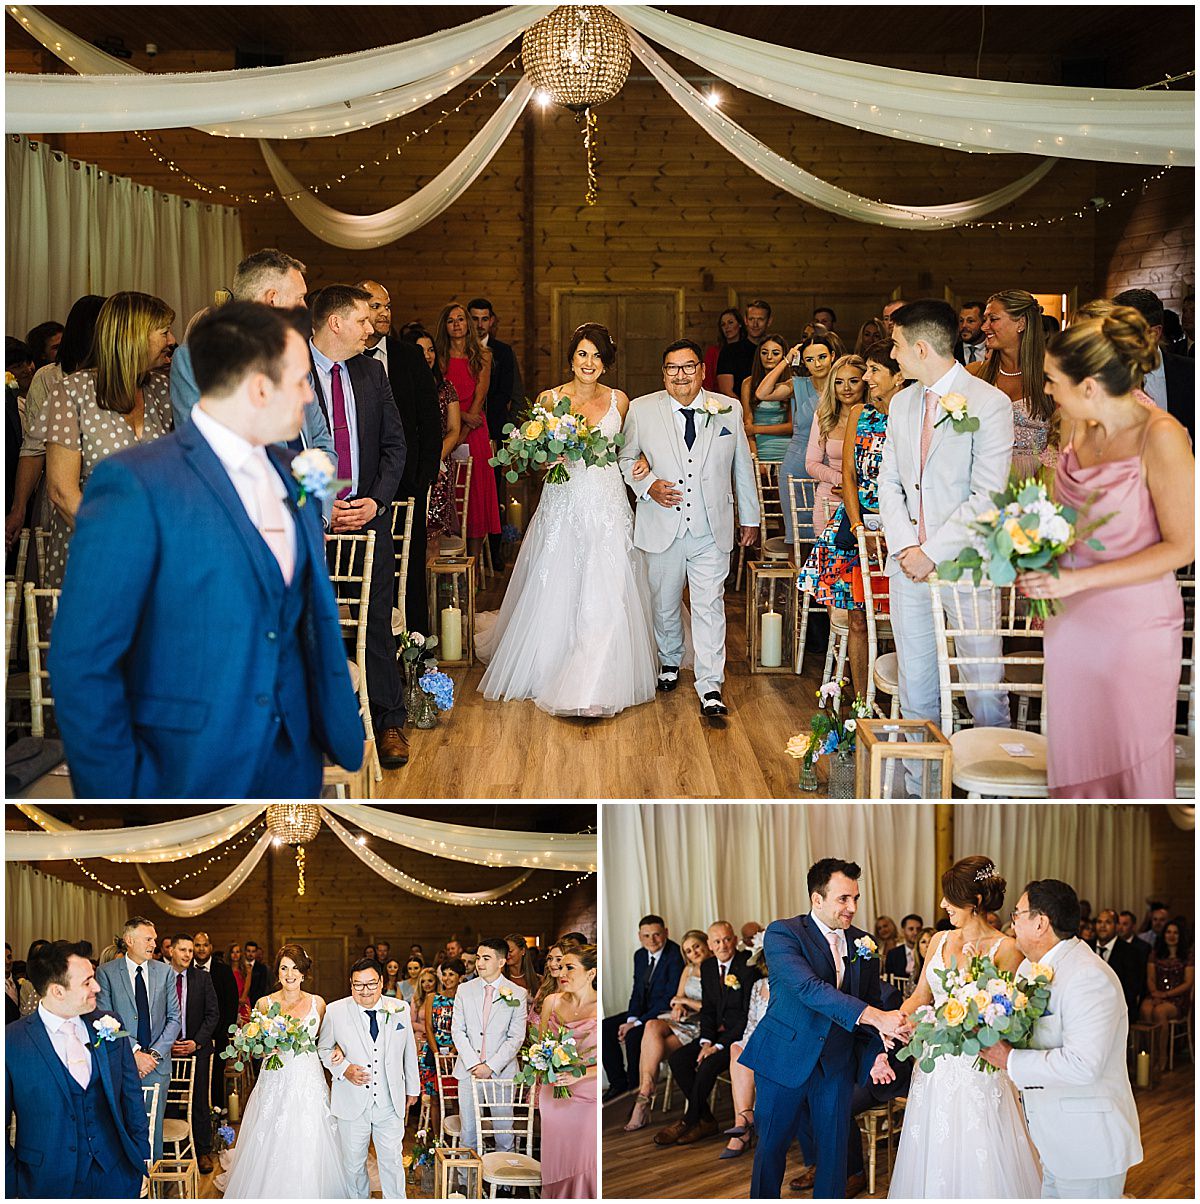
[47,302,364,798]
[6,941,150,1198]
[740,859,911,1200]
[602,914,684,1101]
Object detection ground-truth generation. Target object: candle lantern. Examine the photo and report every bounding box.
[854,719,952,798]
[429,555,476,667]
[434,1146,483,1199]
[747,561,799,674]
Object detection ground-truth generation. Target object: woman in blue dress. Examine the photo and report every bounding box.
[739,335,793,461]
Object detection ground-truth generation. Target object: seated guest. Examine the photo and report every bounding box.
[412,967,438,1053]
[655,921,757,1146]
[602,914,684,1103]
[190,931,238,1110]
[740,336,792,461]
[911,927,936,984]
[704,309,746,393]
[1139,919,1194,1070]
[1138,903,1171,947]
[1118,911,1153,974]
[719,932,769,1159]
[873,916,899,962]
[885,914,924,979]
[362,943,378,963]
[5,943,18,1025]
[740,921,764,950]
[558,931,589,947]
[381,959,403,997]
[504,933,540,995]
[25,320,63,369]
[624,928,711,1130]
[853,317,885,358]
[232,948,253,1024]
[403,328,460,560]
[166,934,219,1173]
[17,939,49,1016]
[397,955,423,1003]
[1113,287,1195,440]
[1094,909,1145,1022]
[243,941,272,1004]
[444,937,464,963]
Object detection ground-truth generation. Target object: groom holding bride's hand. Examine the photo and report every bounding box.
[740,858,911,1200]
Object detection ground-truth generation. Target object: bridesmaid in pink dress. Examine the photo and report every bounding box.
[1019,309,1194,798]
[435,303,500,559]
[537,945,597,1199]
[804,356,865,532]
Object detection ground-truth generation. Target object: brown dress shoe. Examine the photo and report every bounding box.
[378,726,409,768]
[789,1165,817,1192]
[654,1118,690,1146]
[845,1171,867,1198]
[198,1154,214,1175]
[676,1116,718,1144]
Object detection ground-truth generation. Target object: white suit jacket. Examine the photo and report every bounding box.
[1007,938,1143,1180]
[318,995,420,1120]
[876,363,1013,575]
[450,976,527,1081]
[619,389,760,555]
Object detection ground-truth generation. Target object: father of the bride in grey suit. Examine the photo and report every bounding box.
[620,339,759,717]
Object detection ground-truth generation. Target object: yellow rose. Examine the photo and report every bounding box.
[1013,992,1028,1011]
[1004,517,1032,554]
[1029,962,1054,984]
[973,991,990,1011]
[522,420,544,441]
[976,507,1000,525]
[244,1023,260,1039]
[942,999,966,1027]
[939,391,968,418]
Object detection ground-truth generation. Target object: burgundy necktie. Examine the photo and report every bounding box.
[330,363,353,500]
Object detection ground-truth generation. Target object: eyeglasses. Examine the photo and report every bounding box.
[350,980,382,992]
[1010,909,1034,923]
[663,363,701,377]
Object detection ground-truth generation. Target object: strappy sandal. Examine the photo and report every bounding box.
[723,1108,755,1138]
[623,1094,653,1131]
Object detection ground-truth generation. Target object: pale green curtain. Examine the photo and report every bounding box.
[5,861,127,960]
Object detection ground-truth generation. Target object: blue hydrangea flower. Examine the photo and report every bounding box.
[419,670,455,712]
[821,730,839,754]
[991,994,1014,1015]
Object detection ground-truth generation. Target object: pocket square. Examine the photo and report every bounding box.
[719,427,732,437]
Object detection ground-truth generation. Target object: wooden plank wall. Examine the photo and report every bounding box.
[1144,804,1196,920]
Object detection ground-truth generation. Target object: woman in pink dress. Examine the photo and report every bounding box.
[1019,307,1194,798]
[804,354,863,532]
[537,945,597,1199]
[435,303,499,560]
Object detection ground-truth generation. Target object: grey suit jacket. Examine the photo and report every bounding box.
[96,956,182,1064]
[450,975,527,1080]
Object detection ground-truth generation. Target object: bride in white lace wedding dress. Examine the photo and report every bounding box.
[888,860,1042,1198]
[478,323,658,716]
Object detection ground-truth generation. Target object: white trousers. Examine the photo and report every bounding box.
[336,1103,407,1199]
[646,532,729,699]
[1042,1169,1126,1198]
[454,1073,513,1155]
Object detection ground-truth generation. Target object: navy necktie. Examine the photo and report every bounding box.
[135,965,152,1049]
[364,346,380,358]
[682,407,696,450]
[367,1009,379,1042]
[285,435,303,452]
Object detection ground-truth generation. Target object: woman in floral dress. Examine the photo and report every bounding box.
[418,958,462,1103]
[406,329,461,553]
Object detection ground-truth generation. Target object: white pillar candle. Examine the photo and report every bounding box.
[441,606,463,662]
[1136,1049,1151,1087]
[760,610,783,668]
[507,497,524,533]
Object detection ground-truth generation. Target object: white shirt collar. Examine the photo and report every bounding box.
[39,1003,85,1037]
[810,912,843,946]
[928,364,961,397]
[191,404,262,476]
[674,388,706,414]
[1037,936,1076,968]
[126,953,149,978]
[1099,937,1117,955]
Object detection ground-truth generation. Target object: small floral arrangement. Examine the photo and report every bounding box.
[398,628,438,693]
[501,523,521,543]
[852,936,879,963]
[92,1015,127,1046]
[513,1023,590,1099]
[408,1127,444,1172]
[4,371,17,391]
[933,391,978,434]
[896,952,1053,1075]
[786,678,872,769]
[937,474,1110,618]
[418,670,455,713]
[220,1002,317,1073]
[491,395,624,486]
[290,447,346,507]
[698,395,734,426]
[214,1123,236,1151]
[496,983,522,1008]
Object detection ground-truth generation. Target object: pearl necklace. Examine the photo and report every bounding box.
[997,364,1022,377]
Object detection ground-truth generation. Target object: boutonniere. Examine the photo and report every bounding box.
[852,936,879,962]
[699,395,733,427]
[933,392,979,434]
[5,372,17,391]
[724,974,741,990]
[290,447,346,507]
[496,984,521,1008]
[92,1015,128,1046]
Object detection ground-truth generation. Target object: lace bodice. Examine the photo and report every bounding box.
[741,977,770,1045]
[682,972,704,1003]
[925,934,1004,1006]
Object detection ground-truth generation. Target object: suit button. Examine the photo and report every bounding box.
[266,631,277,641]
[273,715,281,724]
[256,695,269,706]
[675,506,681,512]
[914,483,920,491]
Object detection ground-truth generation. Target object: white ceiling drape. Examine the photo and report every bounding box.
[134,829,276,918]
[620,4,1194,166]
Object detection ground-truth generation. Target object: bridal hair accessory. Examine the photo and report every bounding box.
[973,863,997,883]
[92,1015,127,1046]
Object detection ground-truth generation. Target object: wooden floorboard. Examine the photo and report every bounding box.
[600,1062,1196,1199]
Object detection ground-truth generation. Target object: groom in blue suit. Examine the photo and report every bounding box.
[48,302,364,798]
[740,858,911,1199]
[6,941,149,1198]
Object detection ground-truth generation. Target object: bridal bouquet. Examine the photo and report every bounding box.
[897,952,1053,1075]
[936,475,1110,618]
[491,396,624,486]
[220,1002,317,1072]
[513,1023,590,1099]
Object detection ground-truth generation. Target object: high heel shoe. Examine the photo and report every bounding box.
[723,1109,754,1138]
[718,1122,755,1160]
[623,1094,652,1132]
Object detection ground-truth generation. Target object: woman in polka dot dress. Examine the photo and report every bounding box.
[35,292,176,587]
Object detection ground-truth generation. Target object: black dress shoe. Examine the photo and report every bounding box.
[657,665,680,692]
[700,691,728,717]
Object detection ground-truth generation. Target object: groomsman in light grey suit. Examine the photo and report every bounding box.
[451,938,528,1155]
[620,339,760,718]
[877,300,1013,787]
[96,916,181,1162]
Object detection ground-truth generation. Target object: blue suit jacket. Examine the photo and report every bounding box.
[96,958,182,1064]
[46,420,364,798]
[626,940,685,1023]
[740,914,885,1090]
[5,1008,150,1198]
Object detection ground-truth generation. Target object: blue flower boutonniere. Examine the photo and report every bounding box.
[852,936,879,963]
[290,448,347,507]
[92,1015,128,1047]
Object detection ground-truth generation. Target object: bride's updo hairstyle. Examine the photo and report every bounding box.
[567,322,616,370]
[276,943,312,977]
[1047,305,1157,396]
[942,855,1006,916]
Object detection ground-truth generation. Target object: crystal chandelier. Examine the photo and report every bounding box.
[266,805,322,895]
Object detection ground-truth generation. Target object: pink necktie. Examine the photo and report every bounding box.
[248,452,294,585]
[827,932,844,988]
[61,1020,91,1088]
[917,387,939,543]
[480,983,495,1061]
[330,363,353,500]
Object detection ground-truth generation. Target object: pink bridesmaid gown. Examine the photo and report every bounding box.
[445,355,501,539]
[1044,427,1184,797]
[537,1011,597,1199]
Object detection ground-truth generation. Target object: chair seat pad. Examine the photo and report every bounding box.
[873,652,899,692]
[161,1119,191,1141]
[830,608,850,633]
[763,536,790,559]
[481,1151,541,1184]
[443,1114,462,1136]
[950,727,1048,796]
[1174,734,1194,797]
[347,660,361,692]
[391,607,404,636]
[441,536,466,555]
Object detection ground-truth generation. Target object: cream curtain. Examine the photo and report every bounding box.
[629,33,1058,230]
[5,135,243,341]
[952,803,1152,918]
[6,4,550,138]
[259,77,533,250]
[620,5,1194,166]
[133,829,275,917]
[7,803,264,863]
[323,803,596,871]
[5,861,128,961]
[322,811,535,904]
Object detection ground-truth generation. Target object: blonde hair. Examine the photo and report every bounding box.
[815,354,866,437]
[978,290,1052,423]
[93,292,175,414]
[1048,306,1158,396]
